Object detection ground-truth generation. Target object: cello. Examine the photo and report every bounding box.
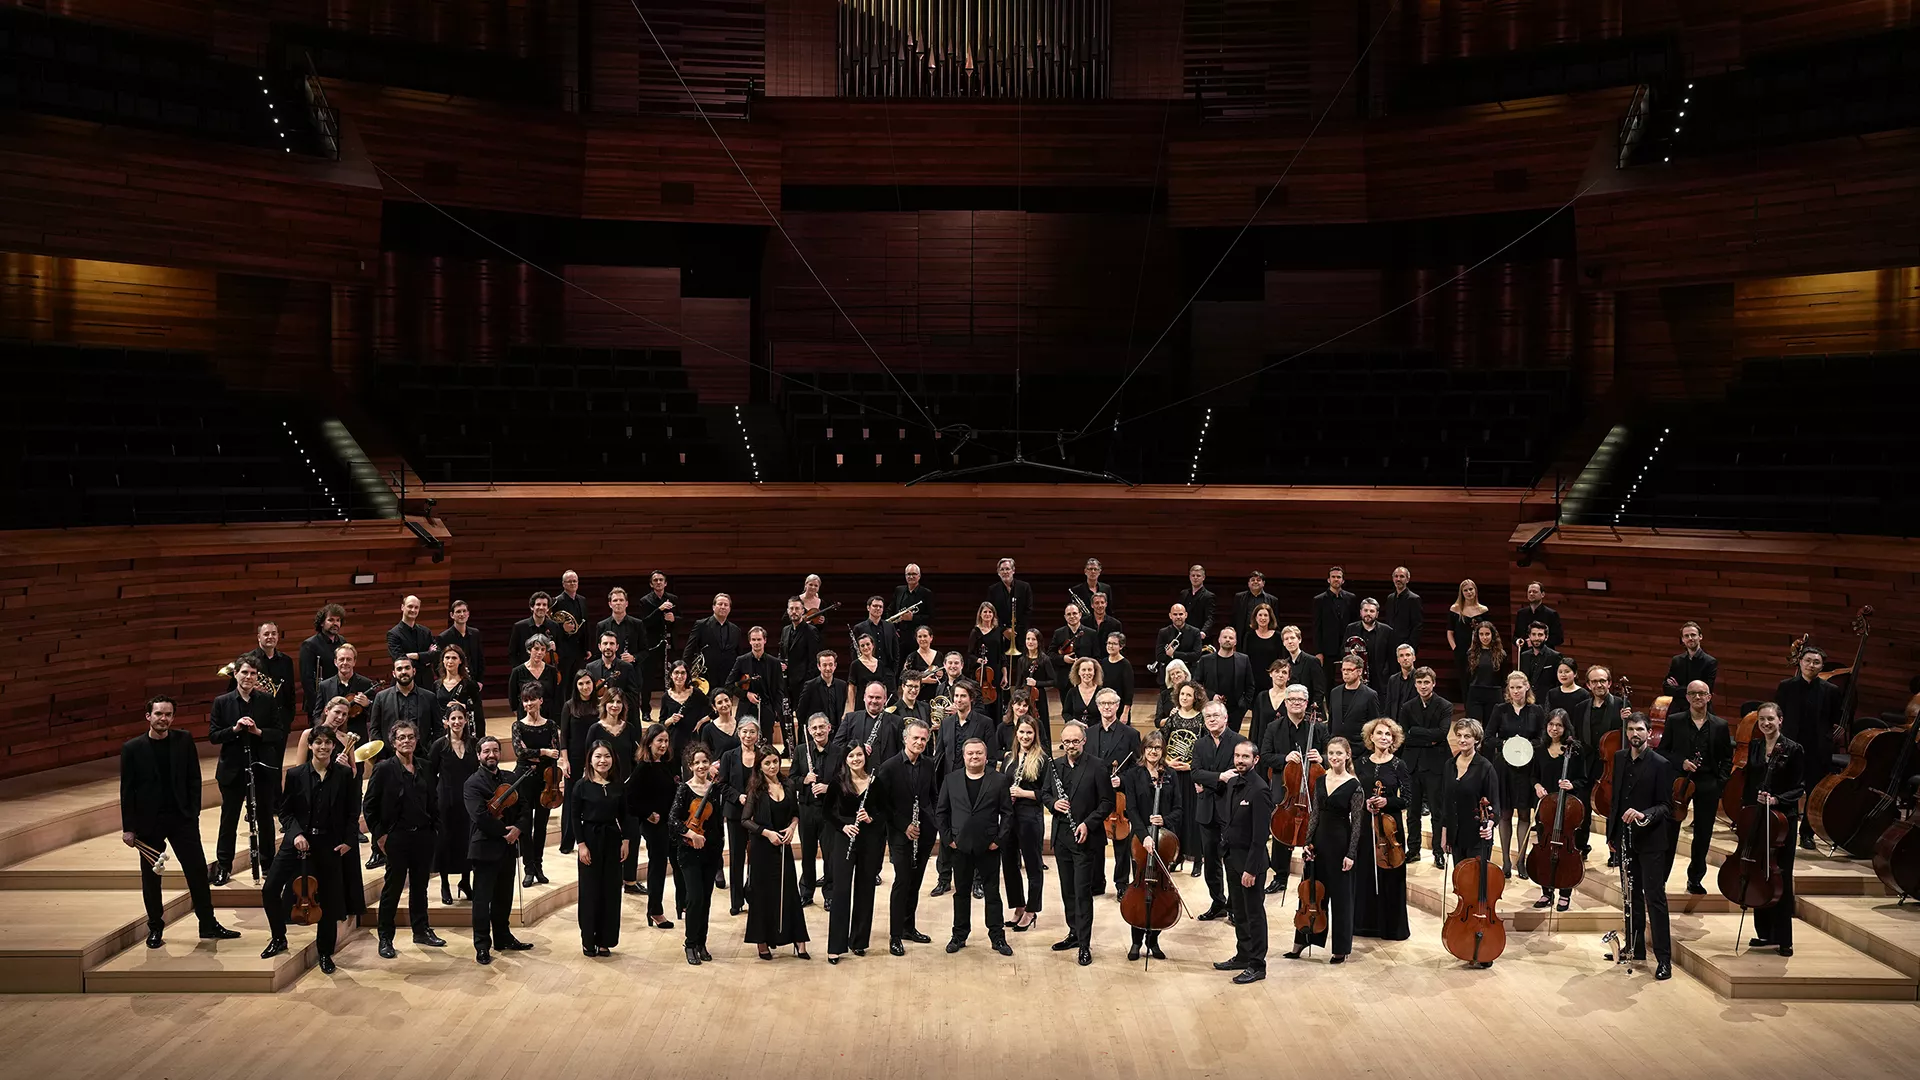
[1269,704,1324,847]
[1526,741,1586,897]
[1119,771,1183,966]
[1442,798,1507,965]
[1722,632,1817,818]
[1592,678,1634,824]
[1718,745,1788,914]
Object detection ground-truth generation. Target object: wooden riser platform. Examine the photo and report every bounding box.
[0,815,256,892]
[1798,896,1920,984]
[1673,912,1916,1001]
[0,888,191,993]
[86,905,365,994]
[0,744,222,866]
[356,875,580,928]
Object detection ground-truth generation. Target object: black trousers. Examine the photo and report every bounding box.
[1405,768,1441,857]
[215,775,278,871]
[1293,859,1354,956]
[518,804,551,875]
[727,820,751,911]
[1226,847,1269,967]
[263,843,342,955]
[1001,811,1045,911]
[470,852,517,953]
[827,831,883,953]
[1627,846,1675,963]
[1098,825,1131,892]
[1683,782,1723,885]
[797,803,830,898]
[679,844,719,950]
[639,817,673,918]
[1755,816,1799,948]
[950,847,1005,943]
[1053,824,1097,946]
[135,813,219,931]
[886,829,932,938]
[376,827,434,937]
[576,826,623,949]
[1200,821,1229,909]
[1269,840,1295,894]
[558,775,578,853]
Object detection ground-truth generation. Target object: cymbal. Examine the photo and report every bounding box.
[353,739,386,763]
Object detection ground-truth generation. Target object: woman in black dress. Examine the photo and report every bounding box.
[558,670,600,855]
[586,692,642,892]
[1124,731,1183,961]
[1286,736,1366,963]
[1491,670,1545,876]
[629,724,678,930]
[1464,620,1506,723]
[659,661,712,764]
[1529,708,1591,911]
[1162,680,1207,869]
[825,740,881,962]
[1060,657,1102,728]
[743,750,809,959]
[428,700,480,905]
[1009,628,1055,750]
[1546,658,1591,719]
[432,643,486,739]
[719,716,765,913]
[507,635,563,722]
[1242,603,1284,704]
[1249,658,1290,750]
[1448,580,1490,703]
[1099,633,1135,725]
[670,743,724,965]
[1354,718,1411,942]
[1000,715,1052,934]
[510,685,563,888]
[848,633,885,709]
[1439,716,1504,968]
[570,742,631,957]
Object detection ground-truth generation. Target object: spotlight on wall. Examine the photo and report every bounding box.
[352,572,376,586]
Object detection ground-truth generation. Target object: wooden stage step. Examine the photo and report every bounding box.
[357,873,580,929]
[1797,896,1920,985]
[0,743,221,866]
[0,887,190,993]
[1673,912,1915,1001]
[0,815,257,892]
[85,905,363,994]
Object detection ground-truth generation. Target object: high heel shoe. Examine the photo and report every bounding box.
[757,948,773,961]
[828,956,841,965]
[1013,913,1036,932]
[1329,955,1347,965]
[442,885,455,906]
[649,916,676,930]
[794,946,810,960]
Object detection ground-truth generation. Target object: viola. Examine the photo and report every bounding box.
[1442,798,1507,965]
[538,754,565,809]
[973,653,1000,705]
[1269,705,1324,847]
[1671,750,1701,824]
[1718,746,1788,911]
[1371,779,1405,870]
[1106,768,1132,842]
[1120,773,1182,944]
[804,601,842,626]
[346,679,390,720]
[486,768,541,819]
[1526,743,1586,893]
[683,786,716,839]
[288,853,322,926]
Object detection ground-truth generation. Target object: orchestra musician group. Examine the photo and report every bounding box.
[116,562,1875,984]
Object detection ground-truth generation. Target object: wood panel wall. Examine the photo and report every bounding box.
[0,254,218,350]
[1508,522,1920,725]
[1611,283,1737,402]
[762,0,836,98]
[0,521,451,779]
[1733,267,1920,357]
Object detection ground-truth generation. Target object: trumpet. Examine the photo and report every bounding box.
[132,838,168,875]
[884,600,923,624]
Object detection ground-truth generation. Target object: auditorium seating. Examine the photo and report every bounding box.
[1594,353,1920,534]
[0,343,355,529]
[372,346,721,482]
[0,8,327,156]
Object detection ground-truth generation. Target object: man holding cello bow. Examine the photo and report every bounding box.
[1607,713,1676,980]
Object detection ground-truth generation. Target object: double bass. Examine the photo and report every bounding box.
[1526,741,1585,896]
[1442,798,1507,965]
[1269,705,1324,847]
[1119,772,1182,964]
[1718,746,1788,913]
[1810,613,1910,858]
[1872,798,1920,900]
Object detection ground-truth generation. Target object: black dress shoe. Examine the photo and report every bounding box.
[973,881,985,899]
[1213,958,1249,971]
[535,872,550,885]
[1329,955,1347,965]
[1655,962,1672,980]
[207,863,231,887]
[637,881,648,895]
[317,955,336,975]
[1147,944,1167,961]
[146,928,164,949]
[584,945,598,957]
[684,946,702,965]
[524,874,537,888]
[414,931,447,948]
[1779,946,1794,957]
[992,939,1013,957]
[1077,947,1092,966]
[824,896,834,912]
[624,883,643,896]
[801,893,815,908]
[889,939,905,956]
[1197,904,1230,921]
[366,852,385,870]
[1283,949,1305,960]
[378,938,398,959]
[904,929,931,944]
[1232,967,1266,984]
[1686,882,1707,895]
[946,939,965,953]
[1263,879,1284,895]
[728,904,745,917]
[699,947,712,962]
[1799,835,1816,851]
[1127,944,1141,961]
[1533,894,1553,909]
[852,947,867,957]
[1749,937,1775,948]
[828,956,840,965]
[199,922,241,941]
[1189,864,1203,878]
[930,881,951,897]
[499,938,534,951]
[476,949,492,965]
[1605,852,1620,868]
[598,946,611,956]
[260,938,289,960]
[649,916,676,930]
[441,887,455,906]
[1052,937,1079,952]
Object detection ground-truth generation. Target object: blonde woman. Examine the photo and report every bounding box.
[1448,580,1490,700]
[1491,671,1545,875]
[1354,717,1410,941]
[1061,656,1103,727]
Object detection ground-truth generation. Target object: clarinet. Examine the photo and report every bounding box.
[845,783,870,860]
[1050,752,1075,830]
[910,794,922,864]
[242,734,262,883]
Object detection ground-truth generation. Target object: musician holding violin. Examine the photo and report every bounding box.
[670,743,725,965]
[511,683,564,889]
[1662,681,1734,894]
[1215,736,1274,984]
[1123,731,1183,961]
[1284,737,1367,964]
[1087,688,1143,897]
[1607,713,1676,980]
[463,735,536,965]
[261,724,356,974]
[1742,702,1806,956]
[1355,718,1411,942]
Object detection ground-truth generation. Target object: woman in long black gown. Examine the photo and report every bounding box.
[659,661,712,765]
[1492,671,1546,877]
[719,717,765,915]
[428,701,479,905]
[585,692,642,892]
[1060,657,1102,728]
[1464,620,1506,723]
[1124,732,1183,961]
[1249,658,1290,755]
[1529,708,1591,911]
[825,741,881,962]
[629,724,678,930]
[1286,737,1366,963]
[558,670,600,855]
[1354,718,1411,942]
[1448,580,1490,702]
[432,644,486,739]
[670,744,723,965]
[570,742,631,956]
[1242,603,1284,710]
[742,751,809,959]
[1009,628,1055,750]
[1161,680,1206,871]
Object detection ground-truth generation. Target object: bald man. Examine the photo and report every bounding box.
[387,594,436,666]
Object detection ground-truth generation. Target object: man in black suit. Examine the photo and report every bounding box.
[1049,721,1113,966]
[241,621,296,751]
[936,737,1014,956]
[987,557,1034,646]
[799,651,850,737]
[552,570,591,678]
[1325,655,1381,744]
[1194,627,1256,734]
[1177,563,1216,643]
[682,594,744,683]
[1344,598,1396,692]
[792,712,842,908]
[890,563,934,641]
[386,594,437,668]
[636,572,680,719]
[365,720,446,957]
[1380,566,1423,654]
[1776,644,1845,849]
[1281,625,1327,705]
[586,631,641,715]
[837,680,902,765]
[594,587,648,685]
[1515,622,1562,703]
[1512,581,1564,650]
[930,682,997,897]
[1311,567,1361,665]
[1052,603,1100,665]
[1085,688,1143,895]
[208,655,281,886]
[875,720,938,955]
[298,603,345,721]
[1190,702,1250,919]
[1215,738,1275,984]
[1664,621,1718,693]
[1607,713,1676,980]
[463,736,534,964]
[780,597,825,704]
[507,592,568,670]
[260,724,357,973]
[1231,571,1278,643]
[1155,603,1203,675]
[120,696,237,948]
[1067,557,1113,616]
[1661,681,1734,893]
[312,642,375,730]
[850,595,902,674]
[1396,667,1454,866]
[1380,644,1420,720]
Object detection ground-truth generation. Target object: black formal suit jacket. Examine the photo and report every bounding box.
[987,579,1034,640]
[1220,771,1276,873]
[1285,650,1328,705]
[1608,748,1676,855]
[1177,586,1216,641]
[1312,590,1361,659]
[121,730,204,829]
[1665,649,1718,691]
[1190,729,1249,826]
[889,583,934,637]
[277,763,358,853]
[1050,755,1113,835]
[936,769,1014,854]
[797,676,850,728]
[1397,693,1454,773]
[585,657,641,709]
[209,689,281,785]
[1659,711,1734,786]
[465,765,527,863]
[1325,682,1381,743]
[835,708,902,763]
[1380,588,1423,652]
[934,710,997,777]
[1512,603,1564,650]
[682,617,743,678]
[364,755,439,844]
[1344,620,1397,690]
[791,737,843,807]
[850,618,901,673]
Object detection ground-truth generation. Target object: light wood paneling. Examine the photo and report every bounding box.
[1733,268,1920,356]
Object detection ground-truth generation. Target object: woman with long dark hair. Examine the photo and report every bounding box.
[432,643,486,738]
[743,750,809,959]
[427,700,479,905]
[670,743,723,965]
[570,741,630,957]
[629,723,678,929]
[825,741,881,963]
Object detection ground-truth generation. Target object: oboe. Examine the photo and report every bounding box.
[845,784,870,860]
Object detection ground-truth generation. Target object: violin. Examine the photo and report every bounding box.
[1442,798,1507,965]
[486,768,542,819]
[973,652,1000,705]
[1526,742,1585,893]
[1269,705,1324,846]
[1718,745,1788,911]
[1120,772,1182,945]
[1293,850,1329,939]
[538,754,565,809]
[288,853,322,926]
[1371,779,1405,870]
[804,601,842,626]
[683,784,717,839]
[346,679,390,720]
